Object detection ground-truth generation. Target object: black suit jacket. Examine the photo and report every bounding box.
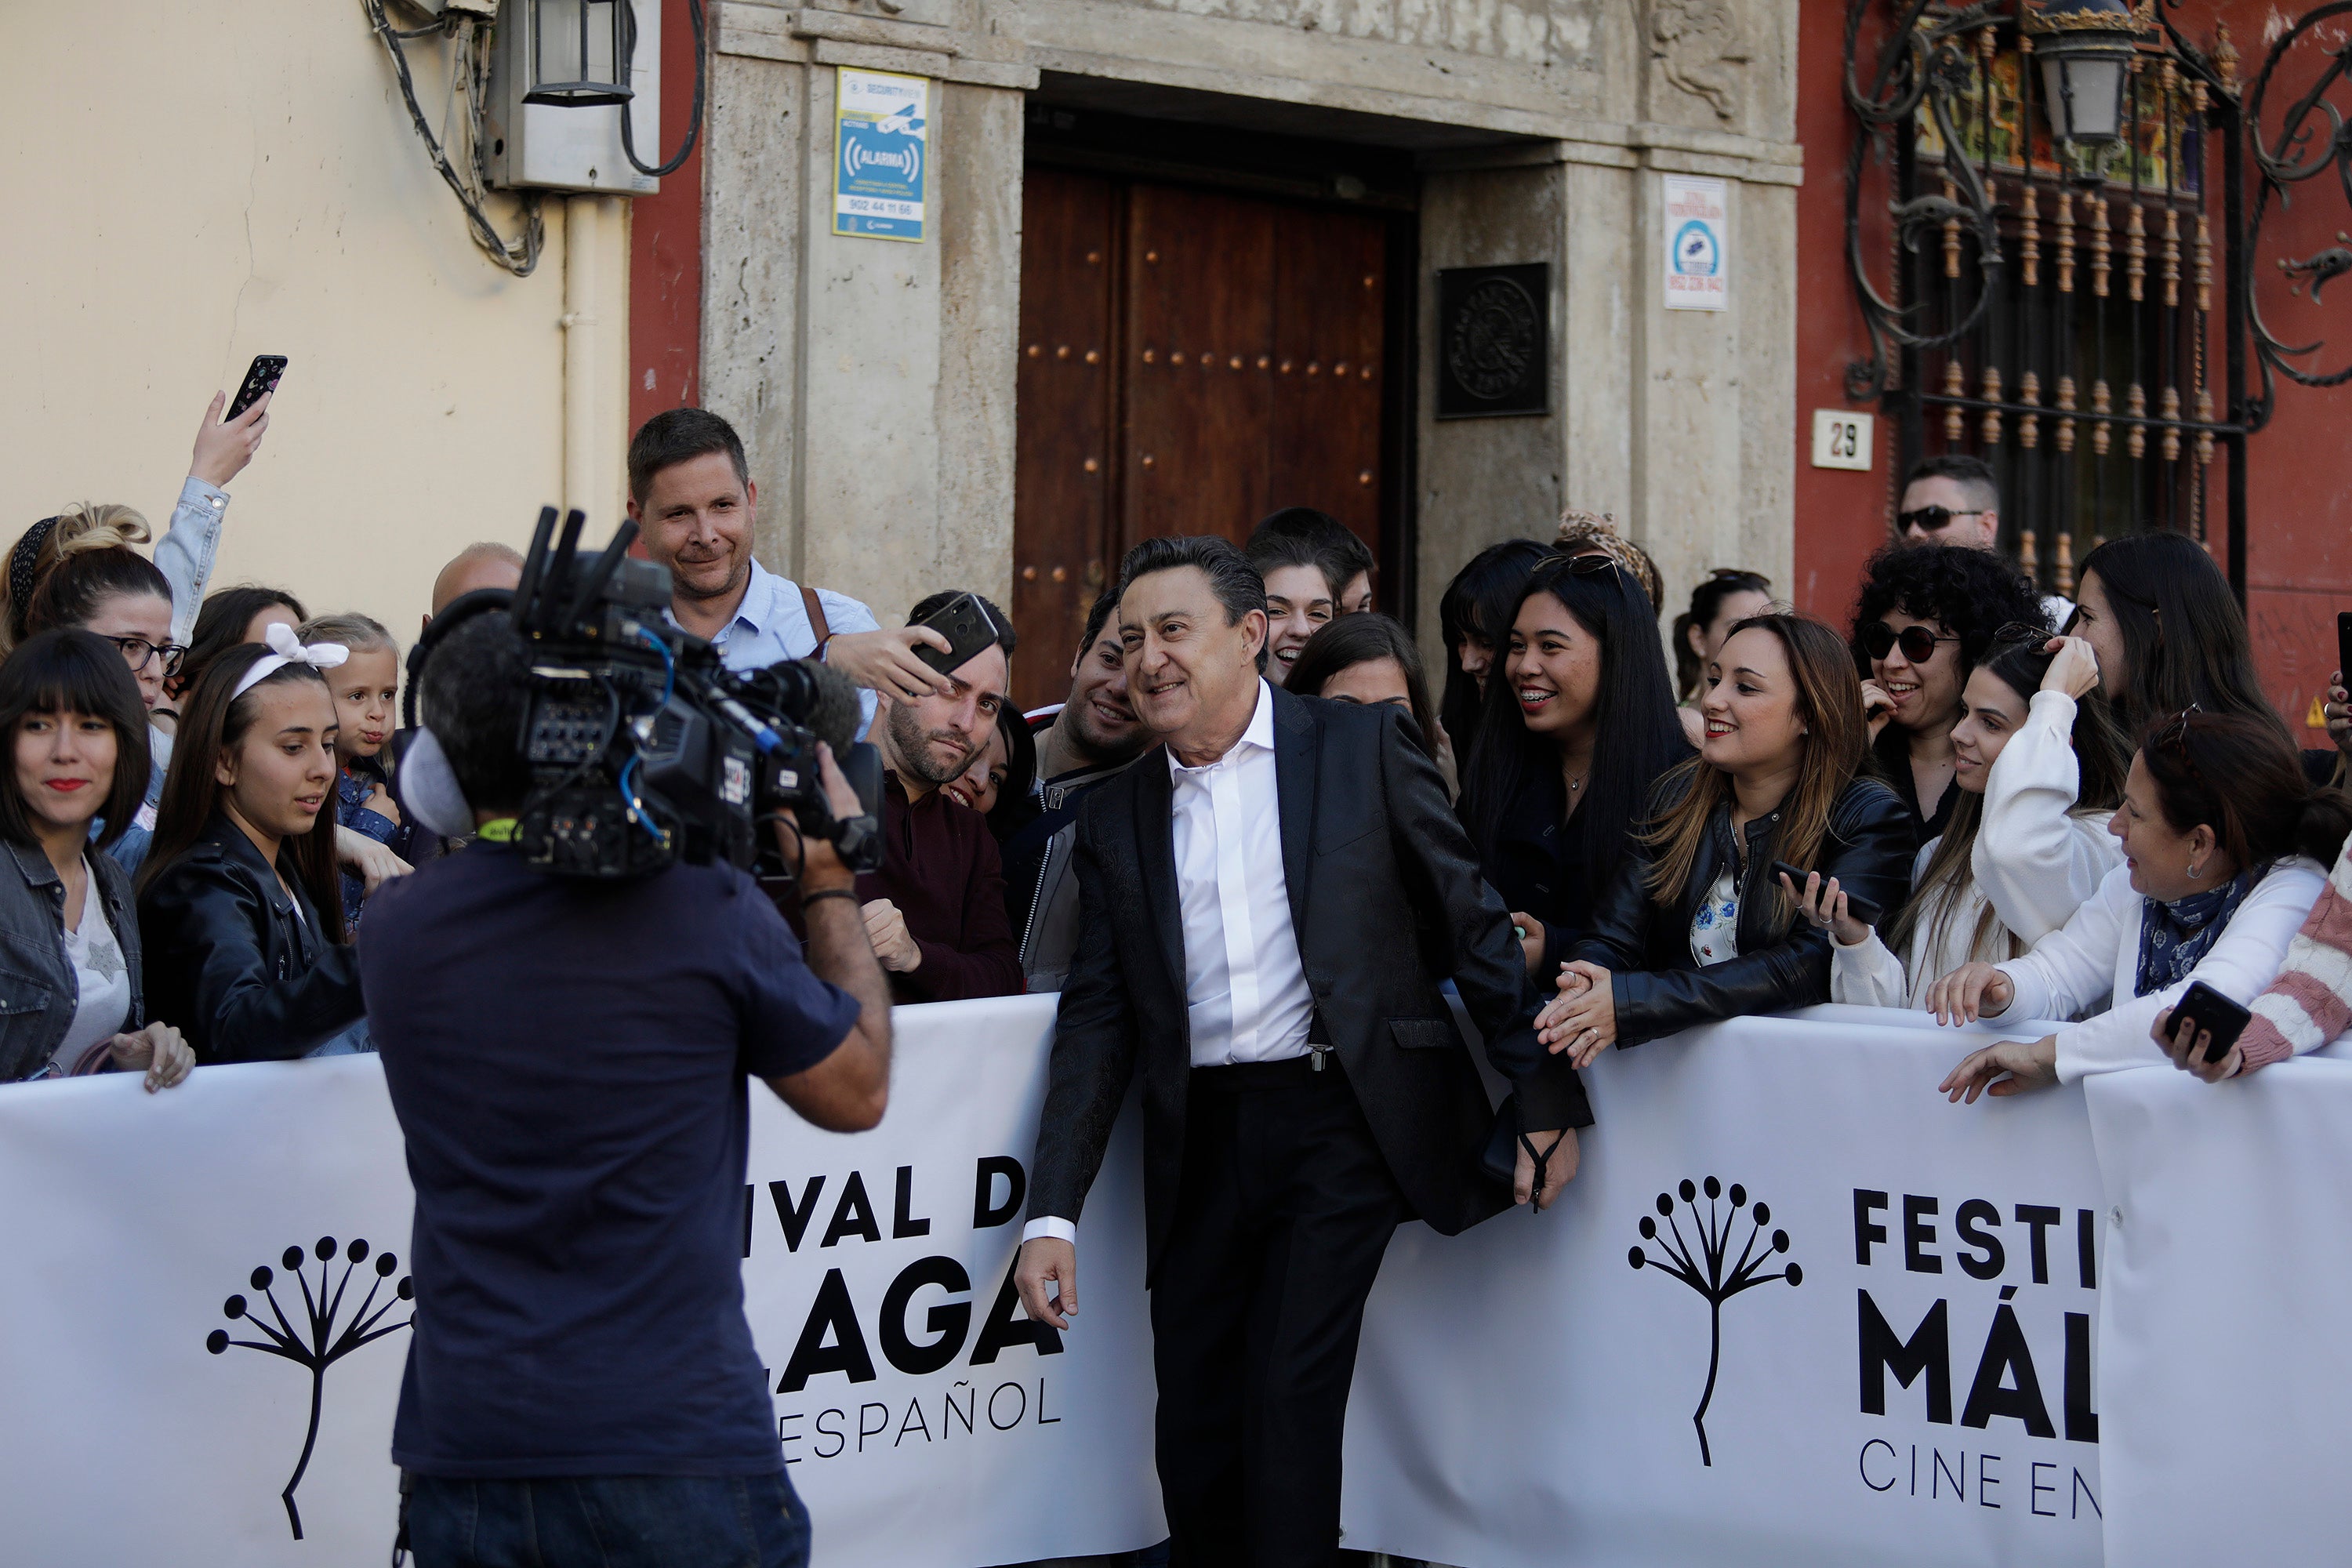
[1026,684,1591,1282]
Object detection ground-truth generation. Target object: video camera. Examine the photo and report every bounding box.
[430,506,883,880]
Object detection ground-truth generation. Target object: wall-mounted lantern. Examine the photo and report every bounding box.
[521,0,634,108]
[2023,0,2150,176]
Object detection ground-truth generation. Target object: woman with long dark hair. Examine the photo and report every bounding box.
[1798,633,2130,1007]
[2070,532,2286,741]
[1535,613,1914,1058]
[1936,710,2352,1097]
[0,631,192,1087]
[137,632,365,1062]
[1671,568,1773,746]
[1460,555,1689,978]
[1851,543,2047,850]
[1436,539,1548,761]
[1287,612,1442,753]
[173,584,308,708]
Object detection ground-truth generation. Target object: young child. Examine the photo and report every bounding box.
[298,613,416,936]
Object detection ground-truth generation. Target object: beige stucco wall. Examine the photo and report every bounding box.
[0,3,628,642]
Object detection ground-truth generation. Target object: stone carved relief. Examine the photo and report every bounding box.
[1648,0,1746,123]
[1073,0,1605,72]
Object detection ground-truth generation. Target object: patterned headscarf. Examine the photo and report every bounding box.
[1554,510,1664,615]
[2135,865,2261,996]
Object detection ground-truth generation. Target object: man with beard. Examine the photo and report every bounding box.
[1004,589,1153,989]
[626,408,960,732]
[852,590,1025,1001]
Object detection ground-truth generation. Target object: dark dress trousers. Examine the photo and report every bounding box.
[1026,686,1586,1566]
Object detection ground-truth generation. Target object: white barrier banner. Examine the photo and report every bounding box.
[5,996,2347,1566]
[2083,1051,2352,1568]
[0,994,1162,1567]
[1345,1004,2111,1568]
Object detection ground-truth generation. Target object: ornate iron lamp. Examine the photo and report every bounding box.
[2023,0,2150,178]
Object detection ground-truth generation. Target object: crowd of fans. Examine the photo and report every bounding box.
[5,400,2352,1119]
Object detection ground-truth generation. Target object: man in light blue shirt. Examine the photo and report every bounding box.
[625,408,954,732]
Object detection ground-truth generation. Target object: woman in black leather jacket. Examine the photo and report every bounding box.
[137,636,364,1062]
[1537,612,1914,1058]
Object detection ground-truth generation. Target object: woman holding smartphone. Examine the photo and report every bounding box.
[1798,633,2129,1007]
[1534,612,1914,1061]
[137,631,365,1063]
[1935,710,2351,1099]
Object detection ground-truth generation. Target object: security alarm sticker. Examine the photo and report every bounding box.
[1663,173,1730,311]
[834,69,929,242]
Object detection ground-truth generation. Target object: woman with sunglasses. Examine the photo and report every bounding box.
[1933,710,2352,1099]
[1460,554,1690,979]
[1534,613,1913,1062]
[1851,543,2047,852]
[1791,633,2130,1007]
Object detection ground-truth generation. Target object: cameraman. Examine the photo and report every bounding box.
[365,611,891,1568]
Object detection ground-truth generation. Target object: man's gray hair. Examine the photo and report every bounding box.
[1115,535,1269,673]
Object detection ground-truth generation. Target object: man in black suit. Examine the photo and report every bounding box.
[1012,536,1589,1566]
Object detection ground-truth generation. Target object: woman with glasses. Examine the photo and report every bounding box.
[1850,543,2048,851]
[1791,632,2130,1007]
[1,508,199,876]
[1933,710,2352,1098]
[1533,613,1914,1062]
[1461,554,1689,980]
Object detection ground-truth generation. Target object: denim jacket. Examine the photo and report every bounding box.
[335,755,417,938]
[0,839,143,1083]
[154,474,229,646]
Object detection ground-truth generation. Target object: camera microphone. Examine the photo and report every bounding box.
[792,659,864,758]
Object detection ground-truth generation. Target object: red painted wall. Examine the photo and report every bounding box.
[1790,2,2352,742]
[627,0,706,438]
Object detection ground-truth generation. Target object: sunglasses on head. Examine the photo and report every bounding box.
[1896,506,1990,534]
[2150,703,2206,775]
[1859,622,1959,663]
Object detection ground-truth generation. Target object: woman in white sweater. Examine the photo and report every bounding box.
[1932,709,2352,1098]
[1789,634,2128,1007]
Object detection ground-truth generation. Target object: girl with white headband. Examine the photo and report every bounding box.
[135,626,365,1062]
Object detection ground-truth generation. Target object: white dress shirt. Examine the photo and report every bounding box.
[1025,679,1313,1247]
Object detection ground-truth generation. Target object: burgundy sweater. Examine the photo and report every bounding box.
[853,772,1025,1003]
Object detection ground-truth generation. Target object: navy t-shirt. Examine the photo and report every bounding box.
[362,844,859,1477]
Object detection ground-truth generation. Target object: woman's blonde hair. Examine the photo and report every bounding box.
[1641,612,1869,923]
[2,503,158,655]
[296,612,397,658]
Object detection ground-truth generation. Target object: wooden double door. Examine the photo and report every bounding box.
[1010,169,1391,710]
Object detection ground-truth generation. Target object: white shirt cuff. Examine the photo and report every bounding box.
[1022,1215,1076,1244]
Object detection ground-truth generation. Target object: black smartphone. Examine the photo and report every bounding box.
[2335,610,2350,691]
[2172,980,2253,1064]
[225,354,288,420]
[910,591,1003,677]
[1771,860,1883,927]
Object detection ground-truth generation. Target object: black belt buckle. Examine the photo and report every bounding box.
[1309,1042,1330,1073]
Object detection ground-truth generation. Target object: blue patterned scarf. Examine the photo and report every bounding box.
[2135,866,2259,997]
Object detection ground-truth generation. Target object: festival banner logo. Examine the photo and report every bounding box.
[1629,1176,1802,1465]
[204,1236,413,1539]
